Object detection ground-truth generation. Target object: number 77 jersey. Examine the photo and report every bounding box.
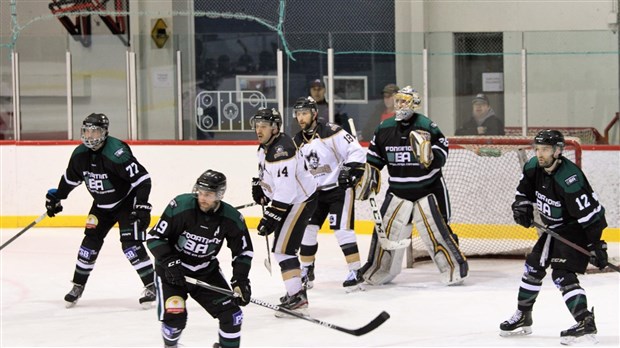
[256,133,317,205]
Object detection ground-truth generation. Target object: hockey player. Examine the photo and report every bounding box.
[44,113,155,308]
[500,130,608,345]
[359,86,468,285]
[250,107,318,315]
[291,96,366,292]
[147,170,253,348]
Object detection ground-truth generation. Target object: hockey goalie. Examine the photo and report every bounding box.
[357,86,469,286]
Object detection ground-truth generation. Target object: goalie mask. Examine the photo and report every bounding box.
[81,113,109,149]
[193,169,227,201]
[393,86,421,121]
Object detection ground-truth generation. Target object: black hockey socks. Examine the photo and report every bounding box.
[121,242,154,286]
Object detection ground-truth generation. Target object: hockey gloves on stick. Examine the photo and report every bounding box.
[45,189,63,217]
[338,162,366,188]
[511,200,533,228]
[257,204,288,236]
[251,177,270,205]
[161,255,185,286]
[587,240,608,270]
[130,203,152,232]
[231,278,251,306]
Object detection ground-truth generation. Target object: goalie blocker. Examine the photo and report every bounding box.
[363,193,468,285]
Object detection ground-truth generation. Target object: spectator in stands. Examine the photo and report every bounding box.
[308,79,351,134]
[361,83,399,141]
[455,93,505,136]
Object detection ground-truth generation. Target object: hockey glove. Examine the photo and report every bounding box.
[511,200,533,228]
[161,255,185,286]
[231,278,251,306]
[45,188,63,217]
[338,162,366,188]
[130,203,152,232]
[251,177,270,205]
[587,240,608,270]
[257,204,288,236]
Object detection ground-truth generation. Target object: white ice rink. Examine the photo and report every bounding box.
[1,227,619,347]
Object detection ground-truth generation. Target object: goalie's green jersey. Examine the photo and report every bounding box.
[366,113,449,200]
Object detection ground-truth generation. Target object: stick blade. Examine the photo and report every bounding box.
[348,311,390,336]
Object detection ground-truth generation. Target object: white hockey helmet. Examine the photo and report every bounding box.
[393,86,421,121]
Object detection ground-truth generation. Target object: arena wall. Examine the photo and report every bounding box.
[0,143,618,241]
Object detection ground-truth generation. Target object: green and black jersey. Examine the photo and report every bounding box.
[367,113,449,199]
[54,136,151,209]
[147,194,253,282]
[516,156,607,240]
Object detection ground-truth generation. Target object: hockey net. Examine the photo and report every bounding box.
[408,135,582,260]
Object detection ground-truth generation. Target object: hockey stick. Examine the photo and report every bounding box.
[234,202,257,210]
[531,221,620,273]
[184,276,390,336]
[261,204,273,275]
[0,212,47,251]
[368,191,411,250]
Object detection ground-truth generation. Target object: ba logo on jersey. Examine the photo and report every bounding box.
[385,145,413,164]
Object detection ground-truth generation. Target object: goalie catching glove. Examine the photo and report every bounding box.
[257,202,289,236]
[231,278,251,306]
[409,130,433,168]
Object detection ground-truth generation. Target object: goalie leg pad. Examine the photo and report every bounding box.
[363,194,414,285]
[414,194,469,285]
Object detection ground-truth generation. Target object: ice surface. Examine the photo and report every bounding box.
[1,228,618,347]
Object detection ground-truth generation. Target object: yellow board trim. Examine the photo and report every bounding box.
[1,216,618,242]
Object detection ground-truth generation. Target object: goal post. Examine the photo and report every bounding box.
[406,135,582,261]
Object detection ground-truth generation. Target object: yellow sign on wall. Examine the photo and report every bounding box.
[151,18,169,48]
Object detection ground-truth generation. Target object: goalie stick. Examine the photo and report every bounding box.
[369,191,412,250]
[531,221,619,273]
[185,276,390,336]
[347,117,410,250]
[0,212,47,251]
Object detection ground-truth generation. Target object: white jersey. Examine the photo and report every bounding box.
[257,133,317,205]
[293,122,366,191]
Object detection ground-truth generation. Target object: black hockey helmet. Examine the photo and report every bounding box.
[249,107,282,129]
[81,113,109,149]
[534,129,565,148]
[193,169,227,200]
[293,96,318,117]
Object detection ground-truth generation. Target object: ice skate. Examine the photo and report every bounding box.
[64,283,85,308]
[560,309,597,346]
[275,289,308,318]
[342,269,365,293]
[499,310,533,337]
[301,263,315,290]
[139,282,156,309]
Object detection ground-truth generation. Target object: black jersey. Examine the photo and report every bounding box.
[147,194,253,281]
[367,113,449,197]
[516,156,607,238]
[54,136,152,209]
